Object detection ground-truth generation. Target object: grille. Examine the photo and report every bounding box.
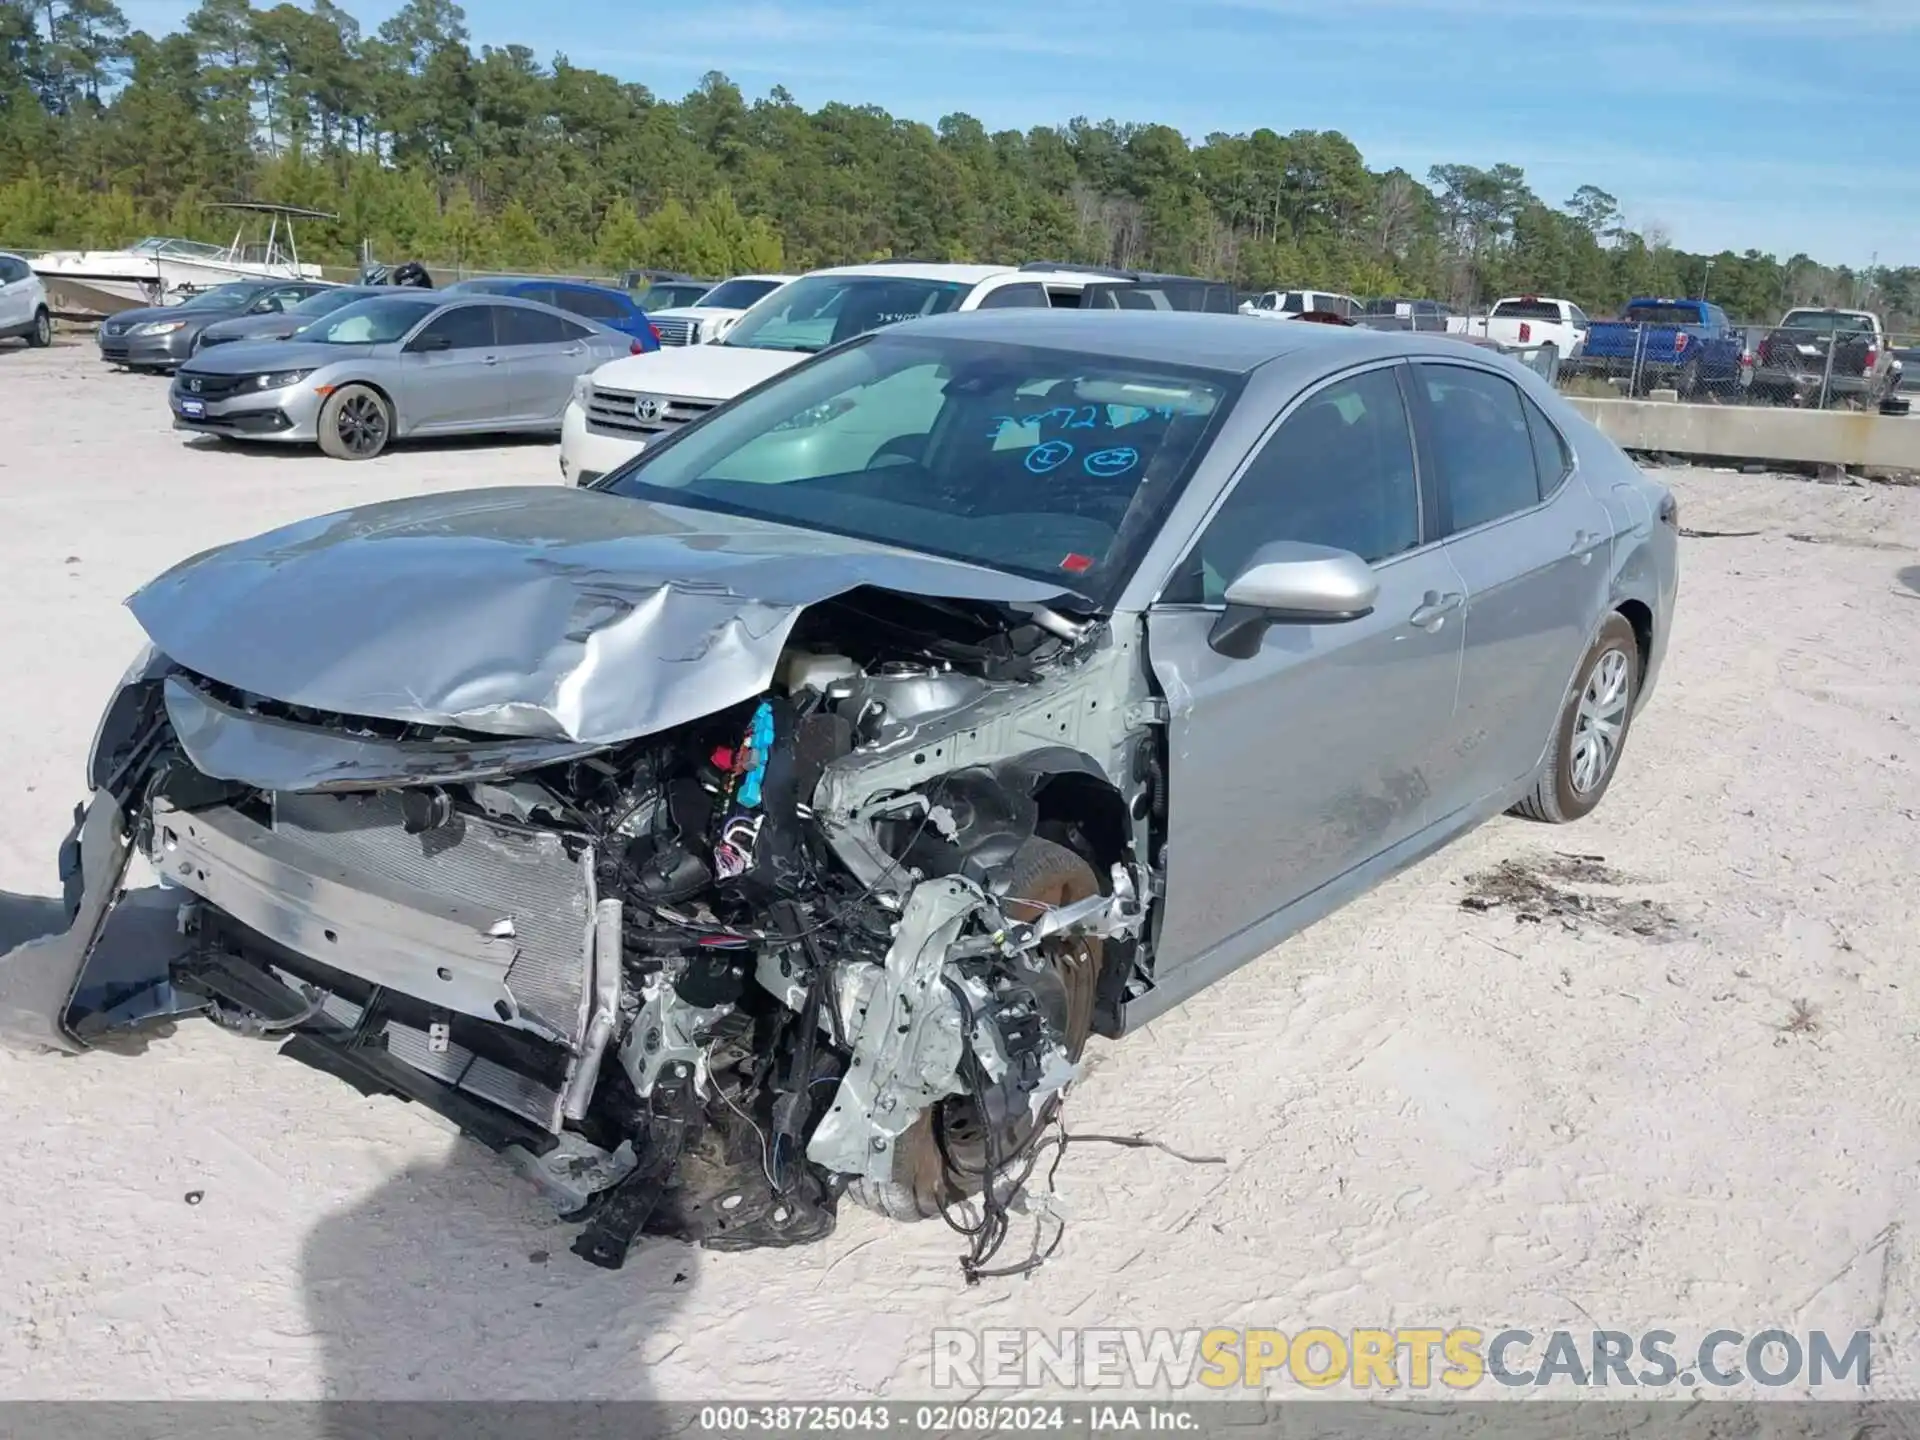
[652,317,697,346]
[176,371,255,401]
[271,791,596,1044]
[585,386,718,438]
[101,320,131,337]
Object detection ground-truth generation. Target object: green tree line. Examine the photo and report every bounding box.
[4,0,1916,325]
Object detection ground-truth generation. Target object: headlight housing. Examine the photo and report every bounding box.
[252,368,314,390]
[571,374,592,408]
[133,320,187,337]
[86,643,170,792]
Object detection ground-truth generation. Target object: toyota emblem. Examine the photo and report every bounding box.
[188,378,202,393]
[633,395,663,423]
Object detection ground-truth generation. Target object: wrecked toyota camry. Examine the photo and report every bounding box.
[18,311,1676,1274]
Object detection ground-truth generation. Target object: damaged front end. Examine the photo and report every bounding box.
[37,583,1161,1272]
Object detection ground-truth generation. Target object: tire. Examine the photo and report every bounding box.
[848,836,1102,1221]
[1511,612,1640,824]
[1676,358,1701,399]
[317,383,392,460]
[27,307,51,348]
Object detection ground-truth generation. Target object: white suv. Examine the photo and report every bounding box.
[0,252,52,349]
[646,273,797,347]
[559,261,1112,485]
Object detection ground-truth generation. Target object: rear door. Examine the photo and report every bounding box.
[395,302,510,429]
[496,304,594,421]
[552,285,638,337]
[1412,361,1612,808]
[1146,362,1468,976]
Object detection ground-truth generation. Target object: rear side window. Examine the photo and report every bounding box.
[1418,363,1540,533]
[1491,299,1563,320]
[976,283,1049,309]
[1280,292,1306,313]
[557,287,629,321]
[497,306,572,345]
[1522,393,1573,496]
[0,256,27,283]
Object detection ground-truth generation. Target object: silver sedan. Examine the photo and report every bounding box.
[29,312,1675,1265]
[167,292,641,459]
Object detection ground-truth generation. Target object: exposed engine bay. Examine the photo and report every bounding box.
[59,586,1166,1277]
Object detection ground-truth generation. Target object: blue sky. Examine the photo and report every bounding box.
[124,0,1920,267]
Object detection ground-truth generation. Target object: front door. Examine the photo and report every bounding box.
[396,303,510,429]
[1408,361,1614,806]
[1146,361,1468,976]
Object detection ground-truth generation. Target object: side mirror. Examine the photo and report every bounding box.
[1208,541,1379,659]
[409,331,452,353]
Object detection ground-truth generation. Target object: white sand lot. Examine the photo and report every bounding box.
[0,340,1915,1401]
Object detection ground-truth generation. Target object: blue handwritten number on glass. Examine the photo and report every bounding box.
[1026,440,1074,475]
[1083,446,1140,478]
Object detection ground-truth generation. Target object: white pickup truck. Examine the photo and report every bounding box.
[1466,295,1590,358]
[645,273,797,347]
[559,261,1125,486]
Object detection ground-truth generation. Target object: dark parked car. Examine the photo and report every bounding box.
[95,279,338,371]
[445,276,662,348]
[1751,308,1897,408]
[194,285,391,352]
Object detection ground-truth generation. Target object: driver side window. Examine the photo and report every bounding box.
[1165,366,1421,604]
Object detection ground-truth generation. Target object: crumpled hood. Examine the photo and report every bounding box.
[127,485,1075,746]
[587,342,805,400]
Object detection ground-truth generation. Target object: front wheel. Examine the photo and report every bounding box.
[1511,613,1640,824]
[27,307,51,348]
[317,383,392,460]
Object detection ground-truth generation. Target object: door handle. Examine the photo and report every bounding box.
[1570,528,1603,562]
[482,354,500,366]
[564,344,585,356]
[1409,591,1463,630]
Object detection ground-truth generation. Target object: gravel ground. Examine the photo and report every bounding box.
[0,340,1916,1401]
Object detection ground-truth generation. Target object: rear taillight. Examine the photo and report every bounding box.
[630,339,646,355]
[648,323,662,343]
[1674,332,1690,352]
[1865,346,1877,371]
[1518,322,1532,343]
[1741,350,1754,369]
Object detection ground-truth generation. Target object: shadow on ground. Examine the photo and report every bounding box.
[181,431,557,462]
[0,889,63,953]
[1897,564,1920,596]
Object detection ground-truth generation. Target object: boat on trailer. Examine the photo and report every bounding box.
[31,202,334,319]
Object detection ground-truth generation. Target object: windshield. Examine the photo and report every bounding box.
[644,282,715,309]
[695,278,780,310]
[1622,304,1703,326]
[723,274,971,354]
[300,295,440,345]
[599,333,1235,600]
[179,282,264,310]
[1779,310,1875,336]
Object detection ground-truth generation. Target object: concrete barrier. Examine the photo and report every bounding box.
[1565,396,1920,470]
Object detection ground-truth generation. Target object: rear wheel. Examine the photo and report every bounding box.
[1511,613,1640,824]
[848,836,1101,1221]
[27,307,51,348]
[1676,357,1701,399]
[317,383,391,460]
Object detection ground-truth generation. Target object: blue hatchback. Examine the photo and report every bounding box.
[442,276,661,350]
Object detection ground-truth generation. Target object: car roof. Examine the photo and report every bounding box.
[886,308,1519,375]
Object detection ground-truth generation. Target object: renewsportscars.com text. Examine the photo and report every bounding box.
[931,1327,1872,1391]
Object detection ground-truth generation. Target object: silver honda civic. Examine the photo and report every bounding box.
[167,292,640,459]
[16,310,1676,1273]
